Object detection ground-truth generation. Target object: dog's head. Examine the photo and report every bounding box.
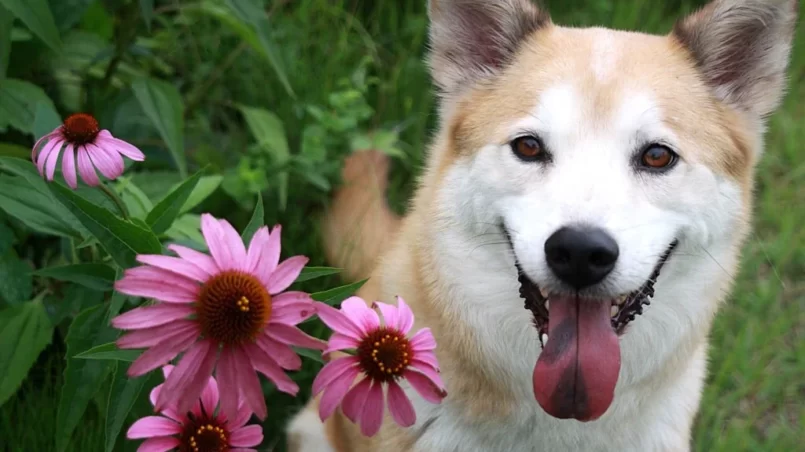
[425,0,797,422]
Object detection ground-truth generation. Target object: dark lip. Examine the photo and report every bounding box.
[501,225,678,345]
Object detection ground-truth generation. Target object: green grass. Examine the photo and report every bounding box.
[2,0,803,451]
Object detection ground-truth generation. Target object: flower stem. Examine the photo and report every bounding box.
[98,183,130,220]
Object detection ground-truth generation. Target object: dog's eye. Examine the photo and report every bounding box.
[639,144,677,170]
[511,136,544,161]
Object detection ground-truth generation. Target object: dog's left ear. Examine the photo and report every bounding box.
[673,0,799,122]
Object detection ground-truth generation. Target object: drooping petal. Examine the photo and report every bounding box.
[341,297,379,333]
[267,256,309,295]
[340,376,371,423]
[232,346,267,419]
[245,342,299,396]
[126,331,198,377]
[32,129,60,161]
[266,323,326,350]
[167,244,219,275]
[77,146,100,186]
[229,425,264,448]
[358,381,385,437]
[409,328,437,351]
[97,130,146,161]
[408,362,445,390]
[318,367,361,421]
[114,279,198,303]
[255,334,301,370]
[312,302,363,340]
[87,142,123,179]
[403,369,447,404]
[270,298,316,325]
[136,437,180,452]
[156,339,218,415]
[411,353,440,372]
[117,320,198,348]
[201,213,235,271]
[217,218,248,269]
[387,381,416,427]
[323,332,360,356]
[311,356,359,396]
[61,144,77,188]
[112,304,195,330]
[45,142,61,181]
[215,347,241,423]
[136,255,210,283]
[36,138,63,175]
[395,296,415,334]
[126,416,181,439]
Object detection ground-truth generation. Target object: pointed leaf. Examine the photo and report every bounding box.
[292,347,324,364]
[74,342,140,362]
[48,183,162,269]
[180,175,222,213]
[311,278,369,305]
[0,297,53,407]
[237,105,289,209]
[146,169,203,234]
[295,266,342,283]
[104,363,154,452]
[0,0,61,51]
[139,0,154,30]
[0,78,58,135]
[0,250,32,305]
[34,263,116,291]
[241,191,264,245]
[55,304,118,452]
[131,78,186,177]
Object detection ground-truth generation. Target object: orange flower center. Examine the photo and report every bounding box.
[197,271,271,346]
[179,414,228,452]
[356,327,413,382]
[61,113,100,145]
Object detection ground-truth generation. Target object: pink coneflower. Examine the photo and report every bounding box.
[127,365,263,452]
[112,214,324,421]
[31,112,145,189]
[311,296,447,437]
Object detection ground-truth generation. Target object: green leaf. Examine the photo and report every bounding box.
[241,192,264,245]
[237,104,290,210]
[0,222,13,255]
[139,0,154,30]
[293,347,324,364]
[74,342,140,362]
[107,285,125,319]
[180,175,222,213]
[131,78,187,177]
[0,175,81,238]
[0,78,58,135]
[220,0,294,98]
[0,0,61,51]
[296,266,342,283]
[301,124,327,162]
[146,169,203,235]
[0,142,30,158]
[0,250,33,305]
[32,100,61,140]
[164,213,205,249]
[116,177,154,220]
[47,0,93,32]
[46,283,104,326]
[48,183,162,268]
[34,263,116,291]
[104,363,153,452]
[0,297,53,407]
[311,278,369,305]
[0,7,11,78]
[56,304,117,452]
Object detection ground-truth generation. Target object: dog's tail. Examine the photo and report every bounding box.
[321,150,402,281]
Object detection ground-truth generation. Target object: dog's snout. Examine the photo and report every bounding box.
[544,226,619,289]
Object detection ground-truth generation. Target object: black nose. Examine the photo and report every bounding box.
[544,226,619,289]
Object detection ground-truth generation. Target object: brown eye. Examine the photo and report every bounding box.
[640,145,677,170]
[511,136,544,161]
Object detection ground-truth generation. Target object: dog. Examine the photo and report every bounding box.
[287,0,799,450]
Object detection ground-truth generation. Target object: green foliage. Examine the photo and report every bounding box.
[0,295,53,406]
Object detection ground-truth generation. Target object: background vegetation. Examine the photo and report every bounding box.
[0,0,802,451]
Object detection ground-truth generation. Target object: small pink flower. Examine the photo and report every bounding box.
[112,214,324,422]
[312,296,447,437]
[31,112,145,189]
[127,365,263,452]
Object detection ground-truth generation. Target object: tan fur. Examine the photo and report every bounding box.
[287,1,797,450]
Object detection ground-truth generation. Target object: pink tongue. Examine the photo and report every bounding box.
[532,295,621,422]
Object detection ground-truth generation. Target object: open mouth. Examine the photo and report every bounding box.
[502,227,677,422]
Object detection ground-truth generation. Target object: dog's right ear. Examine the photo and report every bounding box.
[426,0,551,95]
